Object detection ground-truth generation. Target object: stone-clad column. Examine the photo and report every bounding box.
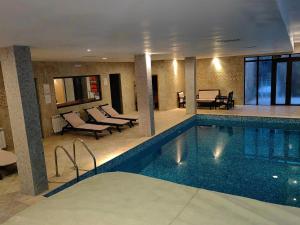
[185,57,197,114]
[0,46,48,195]
[135,54,155,136]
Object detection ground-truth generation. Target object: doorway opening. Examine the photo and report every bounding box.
[109,74,123,114]
[152,75,159,109]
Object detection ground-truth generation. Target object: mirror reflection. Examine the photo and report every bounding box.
[54,75,101,108]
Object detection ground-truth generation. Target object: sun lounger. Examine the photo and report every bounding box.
[100,104,138,125]
[85,107,131,132]
[0,150,17,180]
[61,112,111,139]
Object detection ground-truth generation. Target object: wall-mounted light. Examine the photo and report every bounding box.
[145,53,151,71]
[173,59,178,76]
[212,57,222,72]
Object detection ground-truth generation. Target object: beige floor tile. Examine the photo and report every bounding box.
[1,106,300,224]
[0,109,191,224]
[3,173,197,225]
[173,189,300,225]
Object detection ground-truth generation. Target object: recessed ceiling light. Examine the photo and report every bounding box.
[293,198,297,201]
[272,175,279,179]
[87,49,92,52]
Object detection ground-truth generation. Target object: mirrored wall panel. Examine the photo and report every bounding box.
[53,75,101,108]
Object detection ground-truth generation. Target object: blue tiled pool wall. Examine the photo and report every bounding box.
[44,116,196,197]
[197,114,300,130]
[45,114,300,197]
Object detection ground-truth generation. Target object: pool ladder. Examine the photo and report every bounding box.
[54,138,97,182]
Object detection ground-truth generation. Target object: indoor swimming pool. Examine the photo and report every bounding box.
[46,115,300,208]
[115,125,300,208]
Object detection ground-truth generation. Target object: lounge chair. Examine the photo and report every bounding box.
[61,112,112,140]
[216,91,234,110]
[85,107,131,132]
[100,104,138,126]
[0,150,17,180]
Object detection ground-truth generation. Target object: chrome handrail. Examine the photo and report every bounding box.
[54,145,79,182]
[73,138,97,175]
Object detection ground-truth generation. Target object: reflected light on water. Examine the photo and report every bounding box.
[176,140,183,164]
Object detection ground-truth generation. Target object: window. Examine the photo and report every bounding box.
[275,62,287,104]
[258,60,272,105]
[244,56,272,105]
[245,62,257,105]
[244,54,300,105]
[291,62,300,104]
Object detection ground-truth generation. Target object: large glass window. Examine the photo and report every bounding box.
[291,62,300,104]
[245,62,257,105]
[275,62,287,104]
[258,61,272,105]
[244,54,300,106]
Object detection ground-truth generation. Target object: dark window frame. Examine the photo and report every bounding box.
[244,54,300,106]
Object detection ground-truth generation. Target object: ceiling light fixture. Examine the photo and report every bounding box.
[102,57,108,60]
[87,49,92,52]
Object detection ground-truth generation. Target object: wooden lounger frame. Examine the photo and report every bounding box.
[60,112,112,140]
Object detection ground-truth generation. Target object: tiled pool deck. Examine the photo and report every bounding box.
[4,172,300,225]
[2,106,300,223]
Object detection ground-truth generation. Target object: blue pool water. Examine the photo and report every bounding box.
[45,115,300,208]
[115,125,300,208]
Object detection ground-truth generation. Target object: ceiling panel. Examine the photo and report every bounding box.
[0,0,294,61]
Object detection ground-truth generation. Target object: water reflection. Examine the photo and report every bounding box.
[244,128,300,163]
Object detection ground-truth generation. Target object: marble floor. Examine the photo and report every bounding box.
[3,172,300,225]
[0,109,191,224]
[1,105,300,224]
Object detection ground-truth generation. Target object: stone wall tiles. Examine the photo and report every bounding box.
[196,56,244,105]
[32,61,136,137]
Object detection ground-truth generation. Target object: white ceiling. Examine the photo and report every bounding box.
[0,0,297,61]
[276,0,300,44]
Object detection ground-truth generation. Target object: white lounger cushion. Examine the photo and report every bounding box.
[63,112,86,128]
[87,108,129,125]
[197,90,219,101]
[101,105,120,117]
[102,105,139,120]
[0,150,17,166]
